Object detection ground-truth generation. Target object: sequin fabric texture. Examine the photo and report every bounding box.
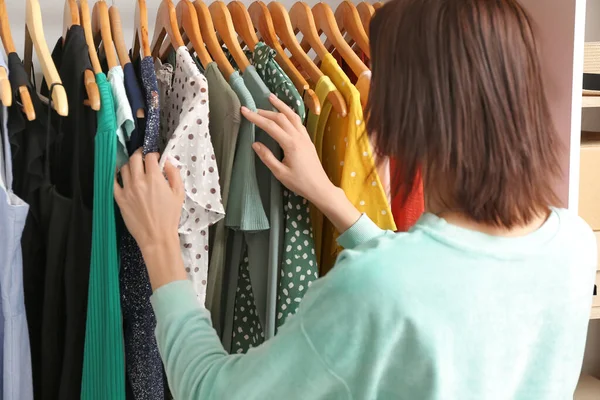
[155,47,225,302]
[119,55,164,400]
[141,56,160,154]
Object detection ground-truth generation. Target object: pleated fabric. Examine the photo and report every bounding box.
[80,72,125,400]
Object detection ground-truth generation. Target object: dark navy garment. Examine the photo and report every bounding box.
[120,54,163,400]
[123,62,146,155]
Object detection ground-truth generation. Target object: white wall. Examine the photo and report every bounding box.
[5,0,347,64]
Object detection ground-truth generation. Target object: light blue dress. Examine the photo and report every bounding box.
[0,51,34,400]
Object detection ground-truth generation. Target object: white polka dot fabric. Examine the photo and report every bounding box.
[155,47,225,304]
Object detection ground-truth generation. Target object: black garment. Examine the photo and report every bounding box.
[7,52,61,399]
[32,26,95,400]
[123,62,146,154]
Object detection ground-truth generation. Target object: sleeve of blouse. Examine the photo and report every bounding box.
[151,279,351,399]
[337,213,392,250]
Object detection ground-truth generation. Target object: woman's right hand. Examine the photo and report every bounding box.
[242,95,361,234]
[241,94,335,205]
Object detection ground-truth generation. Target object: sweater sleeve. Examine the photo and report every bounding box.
[151,279,351,399]
[337,213,391,250]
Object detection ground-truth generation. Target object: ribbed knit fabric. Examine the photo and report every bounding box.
[81,73,125,400]
[224,71,269,232]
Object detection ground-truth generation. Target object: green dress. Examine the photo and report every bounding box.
[231,43,319,354]
[81,73,125,399]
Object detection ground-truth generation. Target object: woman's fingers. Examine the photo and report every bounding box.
[242,107,292,148]
[144,152,161,176]
[268,94,304,130]
[164,160,185,200]
[120,163,131,188]
[129,148,145,180]
[114,171,124,204]
[252,142,288,180]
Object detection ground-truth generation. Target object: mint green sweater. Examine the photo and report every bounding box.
[151,209,596,399]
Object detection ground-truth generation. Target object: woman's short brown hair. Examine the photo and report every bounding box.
[366,0,561,228]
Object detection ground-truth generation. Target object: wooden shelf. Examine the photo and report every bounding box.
[575,374,600,399]
[582,96,600,108]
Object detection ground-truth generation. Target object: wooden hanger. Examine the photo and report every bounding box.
[2,0,35,117]
[174,0,212,68]
[24,0,68,116]
[334,1,370,58]
[311,2,370,108]
[132,0,151,61]
[227,1,259,51]
[150,0,185,61]
[248,1,320,115]
[63,0,79,43]
[79,0,101,111]
[373,2,384,10]
[0,66,10,107]
[108,5,130,66]
[193,1,235,79]
[356,2,374,34]
[109,5,144,118]
[92,0,118,70]
[284,2,347,116]
[209,1,250,72]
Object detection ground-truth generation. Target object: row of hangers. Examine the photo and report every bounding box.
[0,0,384,121]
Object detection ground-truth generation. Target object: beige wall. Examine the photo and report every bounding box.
[519,0,578,207]
[583,0,600,132]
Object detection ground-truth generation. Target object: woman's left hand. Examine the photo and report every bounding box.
[114,150,188,290]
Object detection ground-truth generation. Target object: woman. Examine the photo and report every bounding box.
[115,0,597,398]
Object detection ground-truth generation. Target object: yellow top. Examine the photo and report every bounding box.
[306,75,337,265]
[317,53,396,274]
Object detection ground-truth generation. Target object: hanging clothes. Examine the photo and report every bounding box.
[120,54,164,400]
[155,47,225,303]
[8,51,57,399]
[250,42,318,329]
[29,26,97,399]
[317,53,396,275]
[222,57,283,353]
[107,66,135,168]
[306,76,338,267]
[123,62,147,154]
[220,68,268,353]
[135,55,161,155]
[81,72,125,400]
[190,57,241,337]
[0,52,33,400]
[390,162,425,232]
